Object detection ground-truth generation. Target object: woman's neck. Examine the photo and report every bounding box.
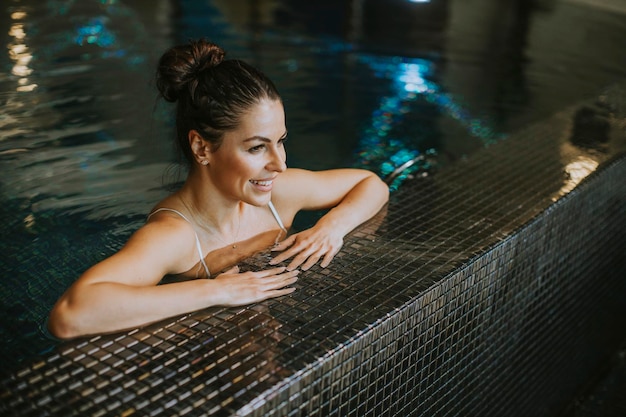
[177,175,244,240]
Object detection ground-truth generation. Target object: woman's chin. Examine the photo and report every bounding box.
[244,191,272,207]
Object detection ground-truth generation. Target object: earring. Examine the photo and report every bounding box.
[201,160,209,166]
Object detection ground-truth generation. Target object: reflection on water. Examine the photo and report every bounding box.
[2,0,626,364]
[0,0,175,362]
[1,1,173,217]
[352,53,505,189]
[9,11,37,92]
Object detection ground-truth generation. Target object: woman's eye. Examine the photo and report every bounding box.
[248,144,265,153]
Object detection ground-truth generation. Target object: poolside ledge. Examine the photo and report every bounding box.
[2,85,626,417]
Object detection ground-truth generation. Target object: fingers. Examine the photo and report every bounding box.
[269,246,298,267]
[255,266,287,277]
[272,286,297,296]
[288,247,321,271]
[296,243,339,271]
[262,286,297,301]
[320,244,341,268]
[269,250,296,268]
[271,235,296,252]
[252,269,299,302]
[271,247,335,271]
[216,267,300,306]
[269,233,310,267]
[270,238,343,271]
[320,249,337,268]
[263,270,299,290]
[239,267,299,288]
[257,268,299,283]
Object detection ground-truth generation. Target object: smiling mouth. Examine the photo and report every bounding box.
[249,179,273,186]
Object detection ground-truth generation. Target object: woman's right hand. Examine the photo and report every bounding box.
[212,266,299,306]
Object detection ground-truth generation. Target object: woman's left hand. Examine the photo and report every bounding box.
[269,226,344,271]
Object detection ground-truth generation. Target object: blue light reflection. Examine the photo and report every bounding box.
[75,17,116,48]
[353,54,505,190]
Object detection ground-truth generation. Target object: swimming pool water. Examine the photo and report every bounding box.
[2,0,626,366]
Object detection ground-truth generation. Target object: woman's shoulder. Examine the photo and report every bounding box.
[133,192,198,252]
[120,208,201,275]
[147,192,195,228]
[144,206,198,241]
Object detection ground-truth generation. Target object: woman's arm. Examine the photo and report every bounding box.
[48,219,299,339]
[270,168,389,271]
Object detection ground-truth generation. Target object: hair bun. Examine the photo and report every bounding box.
[156,39,225,102]
[190,40,225,74]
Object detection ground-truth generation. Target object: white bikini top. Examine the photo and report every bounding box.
[147,201,287,278]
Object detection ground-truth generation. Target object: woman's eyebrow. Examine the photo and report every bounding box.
[243,131,288,142]
[243,136,271,143]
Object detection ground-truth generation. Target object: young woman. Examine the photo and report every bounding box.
[48,39,389,339]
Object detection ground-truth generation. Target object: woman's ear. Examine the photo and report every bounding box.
[189,130,211,165]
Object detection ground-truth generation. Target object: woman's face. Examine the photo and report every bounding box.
[207,98,287,206]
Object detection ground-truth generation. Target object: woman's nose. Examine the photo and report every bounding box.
[268,148,287,172]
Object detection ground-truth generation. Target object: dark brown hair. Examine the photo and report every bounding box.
[155,39,281,164]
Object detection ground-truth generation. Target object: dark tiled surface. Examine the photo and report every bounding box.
[563,341,626,417]
[1,85,626,416]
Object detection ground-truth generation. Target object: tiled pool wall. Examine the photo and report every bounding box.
[254,158,626,417]
[240,88,626,417]
[1,86,625,416]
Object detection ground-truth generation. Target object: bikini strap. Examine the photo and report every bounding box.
[147,208,211,278]
[268,201,287,233]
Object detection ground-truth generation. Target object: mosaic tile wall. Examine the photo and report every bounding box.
[1,86,625,416]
